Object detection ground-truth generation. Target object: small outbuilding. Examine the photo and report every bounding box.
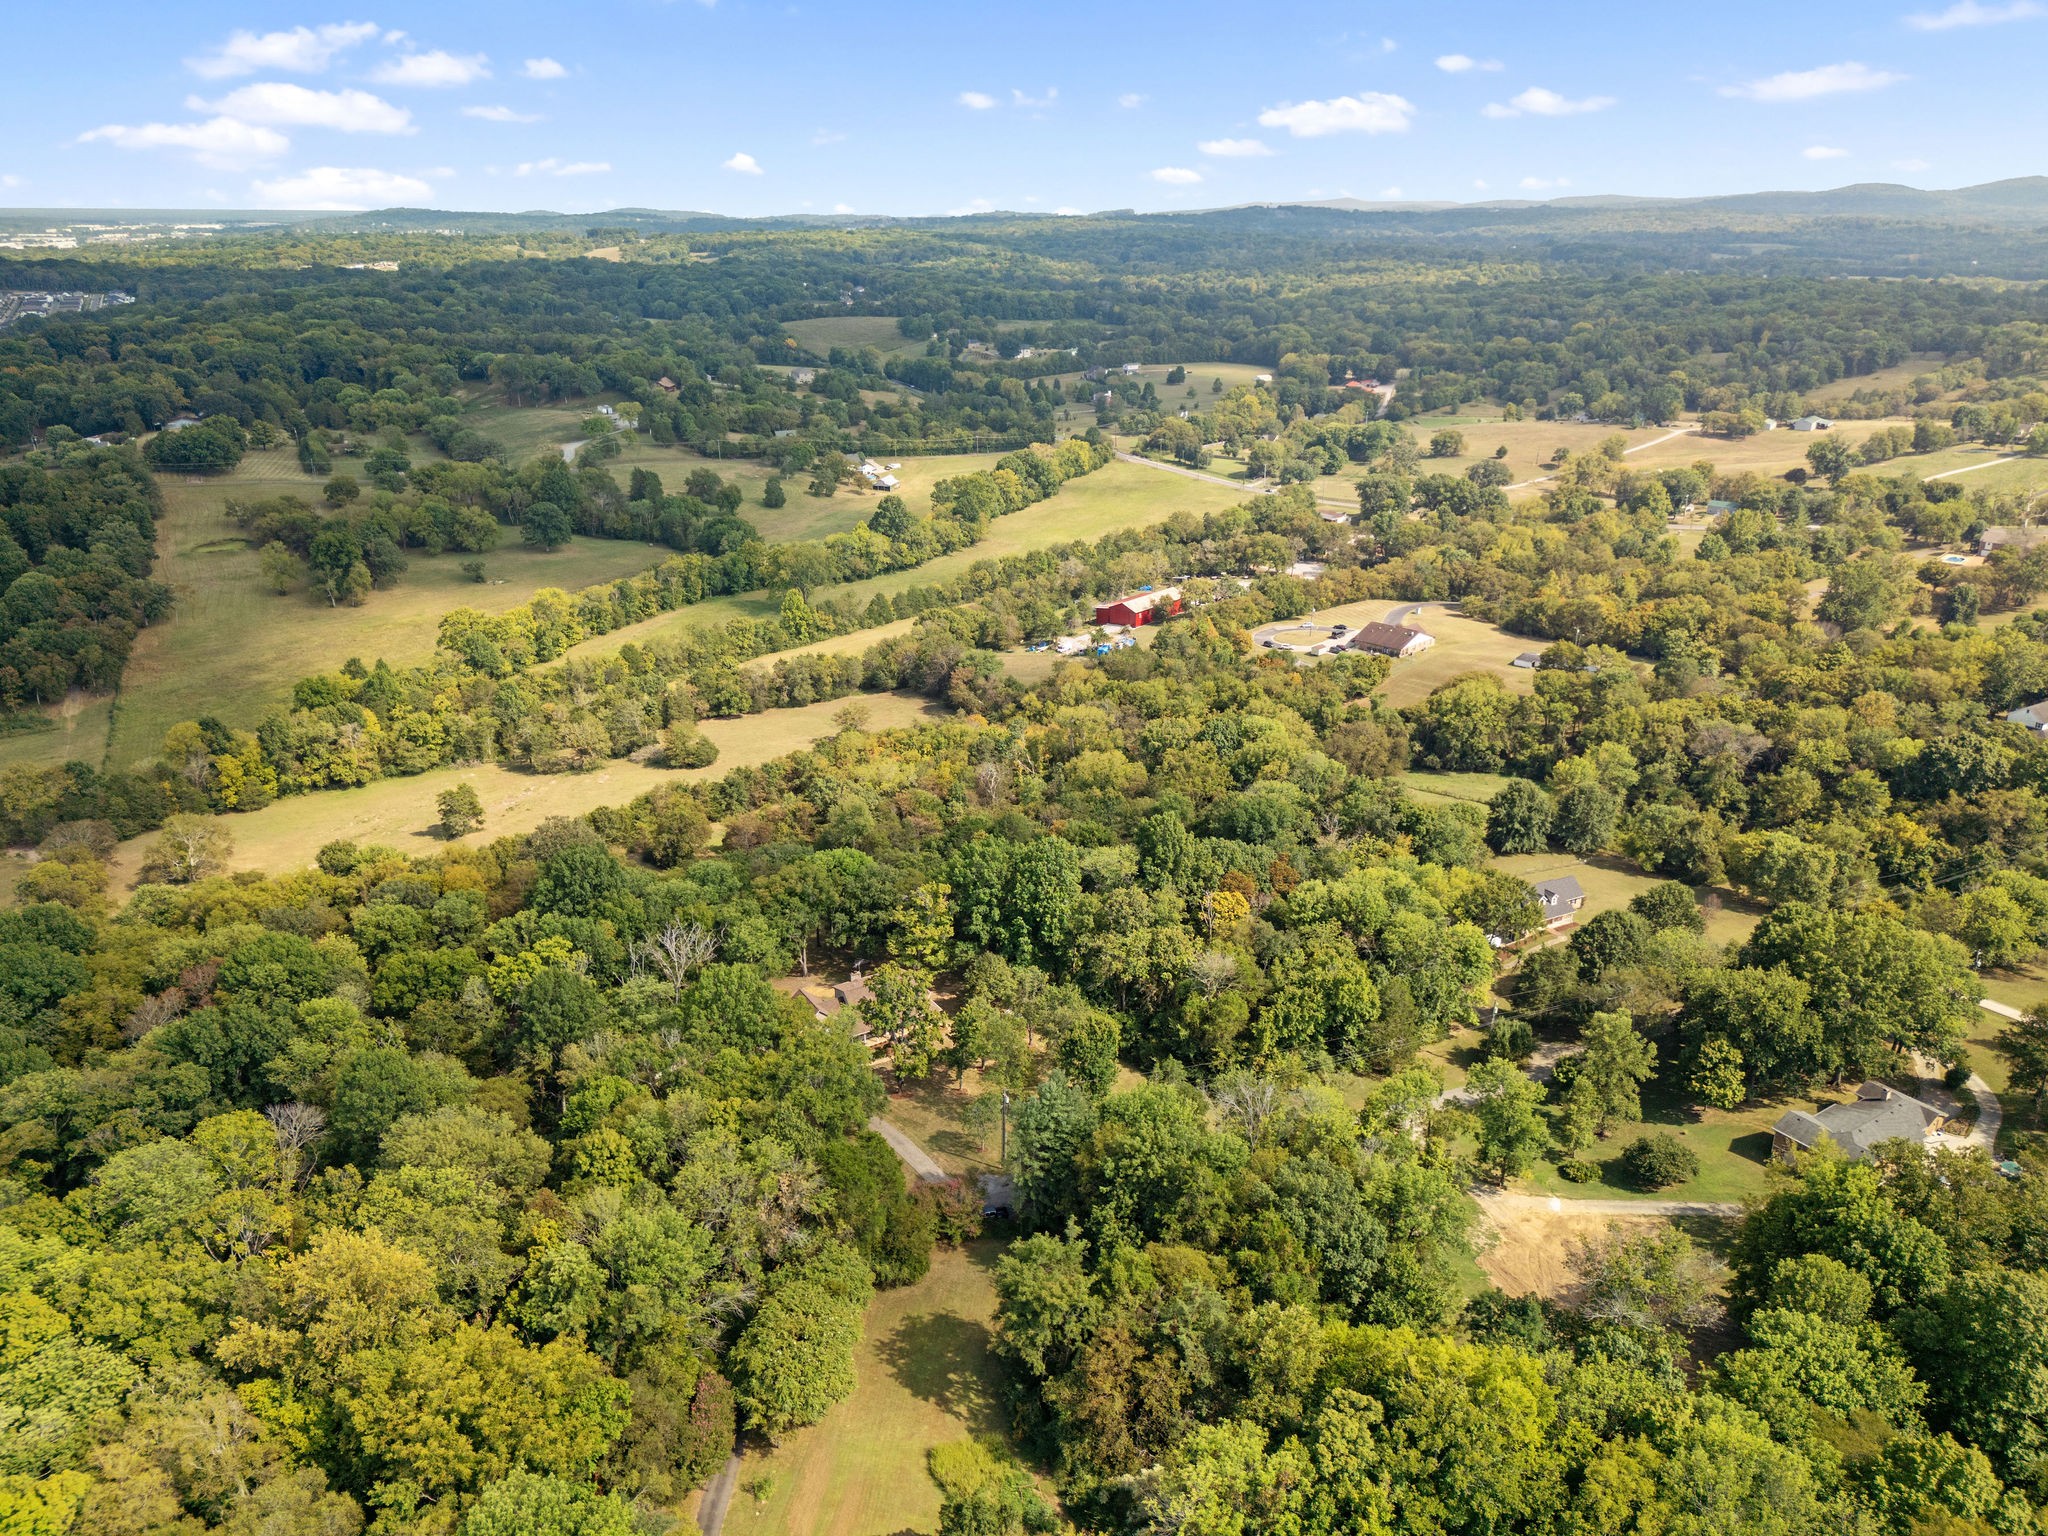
[1788,415,1834,432]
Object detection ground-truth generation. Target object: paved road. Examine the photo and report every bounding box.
[1926,455,2021,482]
[1385,600,1458,626]
[869,1114,948,1181]
[1476,1190,1743,1218]
[696,1452,741,1536]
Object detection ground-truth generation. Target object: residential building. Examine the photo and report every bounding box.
[795,970,876,1035]
[1094,587,1183,627]
[1787,415,1834,432]
[1532,875,1585,931]
[1512,651,1544,669]
[1771,1082,1947,1162]
[1347,621,1435,658]
[2006,701,2048,733]
[1981,525,2048,557]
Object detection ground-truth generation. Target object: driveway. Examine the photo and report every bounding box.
[869,1114,947,1181]
[1505,424,1696,493]
[1475,1190,1742,1219]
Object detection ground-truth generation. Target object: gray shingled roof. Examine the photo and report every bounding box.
[1773,1082,1943,1159]
[1534,876,1583,919]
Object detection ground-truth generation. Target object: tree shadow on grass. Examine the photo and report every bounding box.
[873,1311,1005,1436]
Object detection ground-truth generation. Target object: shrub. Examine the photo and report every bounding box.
[1618,1132,1699,1190]
[1486,1014,1535,1061]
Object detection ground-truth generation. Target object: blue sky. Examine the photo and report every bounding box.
[4,0,2044,214]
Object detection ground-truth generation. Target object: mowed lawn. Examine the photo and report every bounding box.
[98,449,666,770]
[1487,849,1762,950]
[719,1241,1030,1536]
[104,691,945,886]
[1273,598,1534,708]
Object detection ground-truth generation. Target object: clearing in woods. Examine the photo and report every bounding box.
[717,1241,1033,1536]
[1267,599,1533,708]
[78,448,666,773]
[103,691,944,887]
[781,315,930,357]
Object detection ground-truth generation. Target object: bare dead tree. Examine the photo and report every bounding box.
[123,988,188,1041]
[633,921,719,1000]
[265,1102,327,1189]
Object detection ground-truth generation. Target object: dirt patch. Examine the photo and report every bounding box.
[1472,1197,1672,1300]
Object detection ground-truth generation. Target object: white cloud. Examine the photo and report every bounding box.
[372,50,491,87]
[812,128,847,145]
[80,116,289,169]
[1012,87,1058,109]
[1803,144,1850,159]
[1721,62,1904,101]
[1905,0,2041,27]
[186,22,380,80]
[0,174,21,189]
[1118,92,1147,109]
[1436,53,1502,72]
[832,202,855,213]
[948,197,996,216]
[1380,186,1404,199]
[957,91,996,110]
[1055,206,1082,215]
[189,84,413,134]
[1379,37,1397,51]
[1198,137,1273,157]
[1472,178,1489,189]
[522,57,567,79]
[1150,166,1203,184]
[1895,155,1932,171]
[248,164,432,208]
[464,104,541,123]
[1257,91,1415,137]
[515,157,610,177]
[1482,86,1616,118]
[1519,175,1573,189]
[722,151,763,175]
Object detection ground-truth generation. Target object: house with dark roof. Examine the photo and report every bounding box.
[1771,1082,1946,1163]
[1533,875,1584,932]
[1347,621,1435,658]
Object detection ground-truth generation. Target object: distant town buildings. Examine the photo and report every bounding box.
[0,290,135,330]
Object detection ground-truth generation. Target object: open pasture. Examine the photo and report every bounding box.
[104,691,945,887]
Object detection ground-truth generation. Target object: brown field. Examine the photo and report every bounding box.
[1472,1197,1689,1299]
[105,691,945,886]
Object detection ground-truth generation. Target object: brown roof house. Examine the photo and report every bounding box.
[1772,1082,1947,1163]
[1348,621,1436,659]
[796,970,876,1040]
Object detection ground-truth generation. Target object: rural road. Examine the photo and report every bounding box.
[1475,1190,1743,1218]
[696,1453,741,1536]
[559,439,585,462]
[1926,455,2021,482]
[869,1114,948,1181]
[1386,600,1459,626]
[1506,424,1696,492]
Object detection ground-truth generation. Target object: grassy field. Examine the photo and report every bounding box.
[1623,418,1918,478]
[462,398,626,460]
[1519,1073,1785,1205]
[1804,354,1950,406]
[782,316,929,358]
[0,696,117,771]
[1488,849,1762,949]
[104,692,945,886]
[82,449,667,772]
[719,1241,1028,1536]
[564,459,1245,662]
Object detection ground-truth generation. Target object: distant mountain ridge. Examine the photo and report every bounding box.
[4,178,2046,235]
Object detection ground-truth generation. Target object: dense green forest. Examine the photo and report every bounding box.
[8,208,2048,1535]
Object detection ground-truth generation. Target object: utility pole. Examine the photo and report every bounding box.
[999,1090,1010,1164]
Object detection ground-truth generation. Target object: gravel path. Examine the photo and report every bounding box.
[696,1453,741,1536]
[869,1114,947,1181]
[1475,1190,1743,1218]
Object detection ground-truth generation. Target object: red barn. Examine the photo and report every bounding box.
[1094,587,1182,627]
